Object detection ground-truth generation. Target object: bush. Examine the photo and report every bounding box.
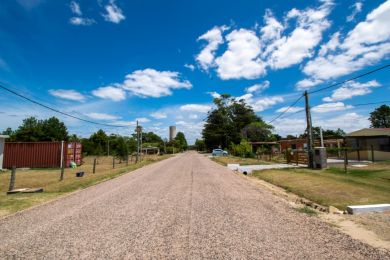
[230,139,253,158]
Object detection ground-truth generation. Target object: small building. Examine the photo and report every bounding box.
[345,128,390,161]
[279,138,343,152]
[0,135,9,170]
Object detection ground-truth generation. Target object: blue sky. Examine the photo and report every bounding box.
[1,0,390,144]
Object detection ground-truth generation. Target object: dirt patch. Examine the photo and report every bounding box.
[349,211,390,241]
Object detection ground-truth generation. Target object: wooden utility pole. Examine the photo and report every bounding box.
[136,121,139,163]
[304,91,314,169]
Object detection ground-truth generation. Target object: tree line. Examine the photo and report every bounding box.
[195,95,390,156]
[2,116,188,158]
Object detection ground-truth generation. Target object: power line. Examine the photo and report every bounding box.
[274,100,390,121]
[0,83,127,128]
[268,94,304,124]
[308,63,390,94]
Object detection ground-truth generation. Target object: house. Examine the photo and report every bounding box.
[345,128,390,161]
[279,138,343,152]
[0,135,9,170]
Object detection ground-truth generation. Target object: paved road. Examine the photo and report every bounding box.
[0,152,389,259]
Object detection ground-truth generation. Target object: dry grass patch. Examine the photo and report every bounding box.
[0,155,171,217]
[252,166,390,210]
[211,156,271,166]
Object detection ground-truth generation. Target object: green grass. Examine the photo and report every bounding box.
[295,206,318,216]
[0,155,171,217]
[252,165,390,210]
[211,155,271,166]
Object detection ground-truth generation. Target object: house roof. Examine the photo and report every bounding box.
[346,128,390,137]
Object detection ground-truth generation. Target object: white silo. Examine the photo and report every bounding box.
[169,126,176,141]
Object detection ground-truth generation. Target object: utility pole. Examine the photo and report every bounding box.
[140,128,143,161]
[135,120,139,163]
[304,91,314,169]
[320,127,324,147]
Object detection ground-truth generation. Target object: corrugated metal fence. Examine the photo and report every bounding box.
[3,142,82,168]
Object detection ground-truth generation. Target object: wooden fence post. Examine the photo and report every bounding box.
[8,166,16,192]
[112,157,115,169]
[371,145,374,162]
[344,148,348,174]
[93,158,97,174]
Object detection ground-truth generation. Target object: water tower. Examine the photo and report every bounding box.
[169,126,176,141]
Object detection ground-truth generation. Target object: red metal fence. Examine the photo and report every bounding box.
[3,142,82,168]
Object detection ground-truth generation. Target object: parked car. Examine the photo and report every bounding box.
[212,149,228,157]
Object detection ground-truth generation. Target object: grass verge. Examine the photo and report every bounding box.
[295,206,318,216]
[0,155,171,217]
[211,155,271,166]
[252,165,390,210]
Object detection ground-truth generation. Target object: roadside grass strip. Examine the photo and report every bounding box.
[252,165,390,211]
[0,155,171,217]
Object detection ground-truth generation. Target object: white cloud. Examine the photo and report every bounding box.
[70,1,82,15]
[260,10,284,42]
[49,89,86,102]
[272,112,369,136]
[69,1,95,26]
[267,1,333,69]
[207,91,221,99]
[180,104,212,113]
[314,112,369,133]
[184,64,195,71]
[323,80,380,102]
[347,2,363,22]
[92,86,126,101]
[195,1,334,80]
[312,102,353,113]
[296,78,324,90]
[276,106,304,113]
[122,69,192,98]
[189,114,198,119]
[84,112,120,120]
[150,112,167,119]
[237,94,284,112]
[135,117,150,123]
[103,0,126,24]
[215,29,266,80]
[196,26,227,70]
[69,17,95,26]
[301,0,390,87]
[245,81,270,93]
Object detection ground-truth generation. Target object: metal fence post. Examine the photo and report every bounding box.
[60,160,65,181]
[8,166,16,192]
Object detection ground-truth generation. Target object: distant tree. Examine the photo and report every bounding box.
[194,139,206,151]
[142,132,163,144]
[69,134,81,142]
[41,117,68,141]
[322,128,345,139]
[89,129,108,155]
[369,105,390,128]
[13,117,44,141]
[175,132,188,151]
[241,121,274,142]
[285,135,298,139]
[202,94,271,150]
[1,127,16,141]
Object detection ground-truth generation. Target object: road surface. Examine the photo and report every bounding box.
[0,152,389,259]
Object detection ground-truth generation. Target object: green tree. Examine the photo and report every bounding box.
[241,121,274,142]
[194,139,206,151]
[13,117,44,141]
[89,129,108,155]
[369,105,390,128]
[41,117,69,141]
[202,94,272,150]
[175,132,188,151]
[230,139,253,158]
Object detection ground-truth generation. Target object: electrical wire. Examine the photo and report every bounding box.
[267,94,304,124]
[0,83,128,128]
[308,64,390,94]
